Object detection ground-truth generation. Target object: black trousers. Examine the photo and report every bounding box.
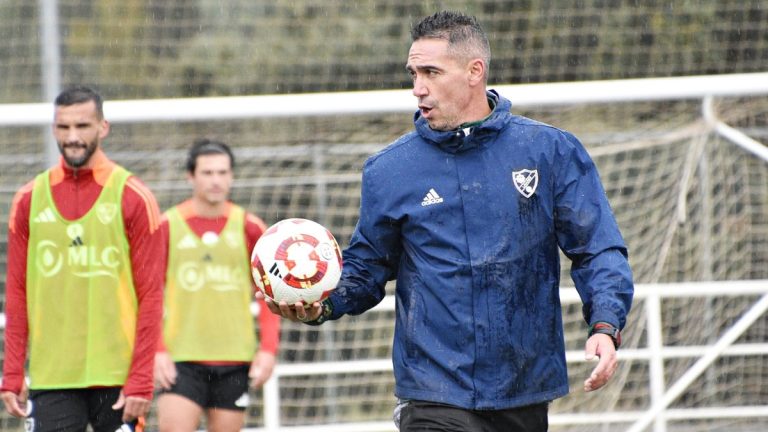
[399,400,549,432]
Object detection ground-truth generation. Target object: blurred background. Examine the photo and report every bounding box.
[2,0,767,100]
[1,1,767,431]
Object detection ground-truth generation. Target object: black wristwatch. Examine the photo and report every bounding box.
[589,322,622,349]
[306,298,334,326]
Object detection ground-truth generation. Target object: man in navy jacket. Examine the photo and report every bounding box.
[262,10,633,432]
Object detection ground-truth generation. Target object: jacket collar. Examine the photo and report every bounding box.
[50,148,116,186]
[414,90,511,154]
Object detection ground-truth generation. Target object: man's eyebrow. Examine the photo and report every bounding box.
[406,64,439,72]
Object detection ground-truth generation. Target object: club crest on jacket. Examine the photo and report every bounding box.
[512,169,538,198]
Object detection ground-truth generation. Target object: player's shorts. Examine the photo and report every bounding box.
[26,387,124,432]
[396,399,549,432]
[160,362,250,410]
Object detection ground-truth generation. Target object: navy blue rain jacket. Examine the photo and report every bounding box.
[326,91,634,409]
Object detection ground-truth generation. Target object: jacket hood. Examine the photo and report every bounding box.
[414,90,511,154]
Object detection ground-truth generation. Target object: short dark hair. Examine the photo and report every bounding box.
[411,11,491,78]
[54,86,104,119]
[186,138,235,173]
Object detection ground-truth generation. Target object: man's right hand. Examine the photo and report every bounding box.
[153,351,177,390]
[1,382,29,418]
[255,291,323,323]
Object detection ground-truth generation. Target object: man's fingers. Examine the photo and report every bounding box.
[261,296,283,314]
[164,362,177,385]
[1,392,27,418]
[154,354,177,390]
[121,397,151,422]
[266,299,322,322]
[111,392,125,410]
[583,334,618,392]
[157,372,173,390]
[249,367,265,388]
[277,301,306,322]
[584,351,617,391]
[250,351,277,388]
[277,301,295,317]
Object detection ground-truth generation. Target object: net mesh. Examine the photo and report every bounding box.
[0,94,766,431]
[1,0,767,102]
[1,1,768,431]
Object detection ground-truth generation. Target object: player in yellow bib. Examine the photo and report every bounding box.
[154,139,280,431]
[2,86,163,431]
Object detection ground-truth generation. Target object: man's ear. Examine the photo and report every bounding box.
[467,58,486,86]
[99,119,111,140]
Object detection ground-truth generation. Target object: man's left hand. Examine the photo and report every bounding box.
[249,351,277,388]
[583,333,618,392]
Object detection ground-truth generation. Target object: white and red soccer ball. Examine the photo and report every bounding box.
[251,218,342,305]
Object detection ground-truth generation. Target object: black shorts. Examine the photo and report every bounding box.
[160,362,250,410]
[27,387,124,432]
[398,400,549,432]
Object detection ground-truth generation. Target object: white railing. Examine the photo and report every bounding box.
[2,281,766,431]
[251,280,768,432]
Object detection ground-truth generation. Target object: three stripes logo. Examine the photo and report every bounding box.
[268,262,282,278]
[421,188,444,207]
[177,234,198,250]
[33,207,56,223]
[66,223,85,248]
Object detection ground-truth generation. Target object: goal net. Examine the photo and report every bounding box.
[1,1,768,431]
[1,76,766,432]
[1,1,767,101]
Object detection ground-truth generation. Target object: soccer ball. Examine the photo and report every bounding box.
[251,218,342,305]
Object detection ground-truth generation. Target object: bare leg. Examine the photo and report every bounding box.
[206,407,246,432]
[157,393,204,432]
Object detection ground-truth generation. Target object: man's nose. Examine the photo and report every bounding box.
[412,76,428,97]
[65,128,80,143]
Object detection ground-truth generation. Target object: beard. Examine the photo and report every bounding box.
[427,117,458,132]
[58,140,98,168]
[423,106,460,132]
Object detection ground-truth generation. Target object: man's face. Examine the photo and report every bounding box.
[53,101,109,168]
[406,38,473,131]
[189,153,233,206]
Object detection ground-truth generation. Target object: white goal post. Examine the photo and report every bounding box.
[1,73,768,432]
[1,72,767,126]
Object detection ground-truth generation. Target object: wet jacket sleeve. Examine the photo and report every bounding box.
[553,132,634,330]
[327,159,400,319]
